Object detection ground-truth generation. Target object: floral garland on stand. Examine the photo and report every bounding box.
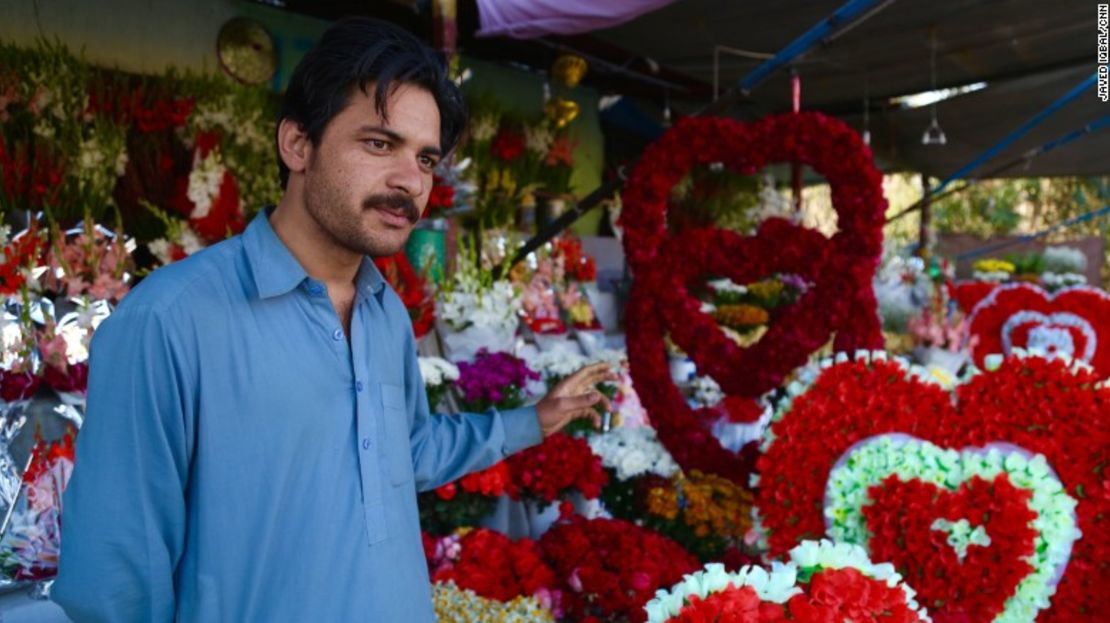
[619,113,885,482]
[967,283,1110,377]
[753,351,1109,622]
[645,539,930,623]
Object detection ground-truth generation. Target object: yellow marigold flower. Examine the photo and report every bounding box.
[713,304,770,328]
[973,258,1015,274]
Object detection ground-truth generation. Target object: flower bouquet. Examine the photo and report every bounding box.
[0,432,74,582]
[428,528,561,611]
[539,516,699,623]
[435,242,521,362]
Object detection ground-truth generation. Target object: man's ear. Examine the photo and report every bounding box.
[277,118,311,176]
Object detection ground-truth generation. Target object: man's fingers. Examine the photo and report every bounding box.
[562,391,601,411]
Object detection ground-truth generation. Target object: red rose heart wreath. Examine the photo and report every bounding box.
[754,351,1109,622]
[645,539,930,623]
[620,113,886,481]
[968,283,1110,378]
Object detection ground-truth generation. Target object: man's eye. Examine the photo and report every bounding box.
[419,155,439,170]
[366,139,390,151]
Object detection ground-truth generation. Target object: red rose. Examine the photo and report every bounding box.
[490,129,525,161]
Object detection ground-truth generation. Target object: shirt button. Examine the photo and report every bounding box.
[361,438,371,450]
[356,380,364,392]
[332,328,344,341]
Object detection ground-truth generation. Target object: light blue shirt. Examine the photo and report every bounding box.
[53,210,542,622]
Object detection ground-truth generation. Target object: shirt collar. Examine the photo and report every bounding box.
[355,256,387,297]
[244,209,306,299]
[244,208,387,300]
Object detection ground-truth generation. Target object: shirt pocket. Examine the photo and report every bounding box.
[380,382,414,486]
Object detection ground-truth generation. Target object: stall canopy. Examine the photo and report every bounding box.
[269,0,1106,178]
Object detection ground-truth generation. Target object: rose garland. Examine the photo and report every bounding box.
[753,351,1110,622]
[645,539,930,623]
[826,435,1080,622]
[967,283,1110,377]
[619,113,886,482]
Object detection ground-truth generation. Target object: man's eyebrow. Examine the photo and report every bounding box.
[358,125,441,157]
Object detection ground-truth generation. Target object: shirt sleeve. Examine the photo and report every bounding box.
[53,308,193,623]
[402,332,543,493]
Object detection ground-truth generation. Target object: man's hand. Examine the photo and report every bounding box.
[535,362,619,437]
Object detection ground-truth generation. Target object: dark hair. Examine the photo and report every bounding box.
[276,17,466,187]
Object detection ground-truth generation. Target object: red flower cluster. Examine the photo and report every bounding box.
[671,567,923,623]
[619,113,885,483]
[424,178,456,218]
[22,432,75,489]
[490,128,525,161]
[172,131,245,243]
[434,461,510,501]
[967,283,1110,377]
[949,280,997,315]
[43,361,88,396]
[431,528,557,603]
[540,516,699,623]
[373,252,434,338]
[0,226,44,296]
[86,88,193,131]
[0,137,64,211]
[755,355,1110,622]
[865,474,1036,620]
[553,235,597,282]
[506,433,608,504]
[0,369,40,403]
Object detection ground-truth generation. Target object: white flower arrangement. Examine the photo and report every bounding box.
[645,539,930,623]
[587,425,679,481]
[524,125,554,156]
[825,435,1080,623]
[1040,271,1086,290]
[186,149,228,220]
[526,349,588,382]
[418,356,460,388]
[148,225,205,267]
[437,278,520,333]
[874,251,931,331]
[1041,246,1087,274]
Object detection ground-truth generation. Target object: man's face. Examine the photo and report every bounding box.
[302,83,441,257]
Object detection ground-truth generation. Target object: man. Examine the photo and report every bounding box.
[53,17,613,622]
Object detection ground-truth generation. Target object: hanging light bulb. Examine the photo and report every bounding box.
[662,89,672,128]
[922,28,947,146]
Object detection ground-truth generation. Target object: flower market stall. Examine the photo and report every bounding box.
[2,1,1110,622]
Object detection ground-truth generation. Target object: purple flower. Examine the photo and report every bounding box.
[456,349,539,411]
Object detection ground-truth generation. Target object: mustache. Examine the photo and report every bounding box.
[363,193,420,223]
